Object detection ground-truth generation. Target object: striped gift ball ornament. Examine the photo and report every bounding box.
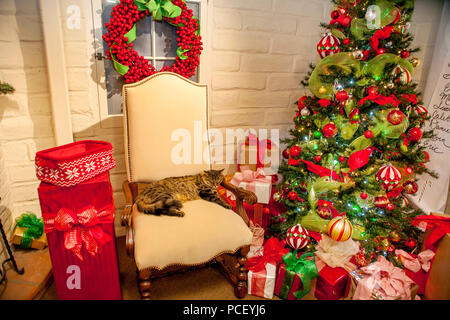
[415,105,429,118]
[327,216,353,242]
[391,64,411,84]
[376,164,402,191]
[286,224,310,249]
[317,33,340,58]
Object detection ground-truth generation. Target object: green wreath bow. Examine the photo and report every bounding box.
[134,0,182,21]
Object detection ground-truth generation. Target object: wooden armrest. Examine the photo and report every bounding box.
[220,180,257,226]
[221,180,257,205]
[122,180,135,226]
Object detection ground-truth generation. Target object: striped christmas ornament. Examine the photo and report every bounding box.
[415,105,428,118]
[391,64,411,84]
[317,33,340,58]
[286,224,310,249]
[376,164,402,191]
[327,216,353,242]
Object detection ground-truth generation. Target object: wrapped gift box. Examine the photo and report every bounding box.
[237,134,280,176]
[248,262,277,299]
[11,226,47,250]
[38,172,121,300]
[314,264,351,300]
[228,167,272,204]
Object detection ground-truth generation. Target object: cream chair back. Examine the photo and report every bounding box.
[122,72,211,183]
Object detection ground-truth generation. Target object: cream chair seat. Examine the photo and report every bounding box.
[132,200,253,271]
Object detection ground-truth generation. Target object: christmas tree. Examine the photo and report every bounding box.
[269,0,437,266]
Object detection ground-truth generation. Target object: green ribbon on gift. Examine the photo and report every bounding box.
[134,0,182,21]
[15,213,44,249]
[278,252,319,300]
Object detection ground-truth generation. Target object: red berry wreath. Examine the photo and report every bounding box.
[103,0,203,83]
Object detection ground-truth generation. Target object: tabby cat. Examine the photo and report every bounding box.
[135,169,232,217]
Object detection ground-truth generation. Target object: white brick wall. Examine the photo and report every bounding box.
[0,0,56,232]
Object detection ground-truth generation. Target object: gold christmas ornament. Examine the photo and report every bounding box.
[273,192,281,202]
[390,231,401,242]
[319,86,327,94]
[410,57,420,68]
[381,238,390,250]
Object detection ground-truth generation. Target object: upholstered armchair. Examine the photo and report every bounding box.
[121,72,257,300]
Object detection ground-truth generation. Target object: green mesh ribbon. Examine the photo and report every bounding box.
[361,53,413,80]
[309,53,413,98]
[309,52,361,99]
[15,213,44,248]
[350,0,400,39]
[278,252,319,300]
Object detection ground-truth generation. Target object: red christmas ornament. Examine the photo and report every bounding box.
[282,148,290,159]
[317,205,332,219]
[367,86,378,95]
[286,224,310,249]
[336,90,349,102]
[343,38,350,45]
[338,7,347,15]
[386,203,395,211]
[263,208,270,215]
[405,167,413,175]
[331,10,340,19]
[373,195,389,208]
[404,239,416,249]
[423,151,430,161]
[339,15,352,28]
[360,192,368,200]
[364,130,374,139]
[314,155,322,163]
[317,33,340,58]
[376,165,402,191]
[288,191,298,201]
[400,51,410,58]
[407,127,423,142]
[338,156,346,163]
[403,180,418,194]
[289,145,302,158]
[376,48,385,55]
[387,110,405,125]
[322,123,338,138]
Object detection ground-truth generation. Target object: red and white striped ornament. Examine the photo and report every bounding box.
[391,65,411,84]
[286,224,310,249]
[327,216,353,242]
[415,105,429,118]
[376,165,402,191]
[317,33,340,58]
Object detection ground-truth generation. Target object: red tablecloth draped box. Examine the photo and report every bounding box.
[36,140,121,300]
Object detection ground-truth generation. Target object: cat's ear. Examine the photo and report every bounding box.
[218,168,224,173]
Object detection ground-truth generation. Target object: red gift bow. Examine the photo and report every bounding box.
[238,133,273,171]
[43,204,115,260]
[410,215,450,250]
[230,166,268,186]
[358,93,400,108]
[370,26,394,51]
[246,237,289,272]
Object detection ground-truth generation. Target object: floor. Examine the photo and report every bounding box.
[0,246,52,300]
[40,236,315,300]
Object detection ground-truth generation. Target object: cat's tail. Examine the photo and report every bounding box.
[136,197,182,214]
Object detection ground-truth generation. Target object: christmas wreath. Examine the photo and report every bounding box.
[103,0,203,83]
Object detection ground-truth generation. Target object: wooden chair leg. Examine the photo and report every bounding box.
[234,247,249,299]
[137,269,152,300]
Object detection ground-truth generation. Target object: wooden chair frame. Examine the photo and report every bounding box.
[121,179,257,300]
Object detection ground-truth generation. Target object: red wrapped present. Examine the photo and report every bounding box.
[274,252,319,300]
[246,238,288,299]
[314,264,352,300]
[38,171,121,300]
[218,184,285,231]
[35,140,115,187]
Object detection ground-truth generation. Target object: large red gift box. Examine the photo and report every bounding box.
[38,172,121,300]
[36,140,121,300]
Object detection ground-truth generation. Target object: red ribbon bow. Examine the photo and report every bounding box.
[246,237,289,272]
[401,94,418,105]
[369,26,394,50]
[410,215,450,250]
[43,205,115,260]
[358,93,400,108]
